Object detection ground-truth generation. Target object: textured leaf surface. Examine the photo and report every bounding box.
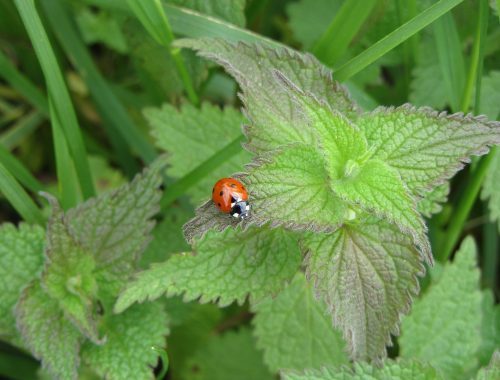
[303,219,423,360]
[82,302,168,380]
[145,102,250,204]
[66,159,165,300]
[281,360,444,380]
[482,148,500,229]
[181,328,274,380]
[0,223,44,343]
[478,291,500,366]
[253,274,348,372]
[418,183,449,218]
[357,105,500,195]
[399,237,482,379]
[476,351,500,380]
[176,38,359,153]
[15,282,82,380]
[115,227,301,312]
[42,196,99,342]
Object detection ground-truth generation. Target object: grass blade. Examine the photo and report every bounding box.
[0,111,44,150]
[0,162,45,225]
[312,0,377,66]
[39,0,154,171]
[127,0,200,105]
[14,0,95,199]
[434,12,466,112]
[0,144,43,194]
[334,0,465,82]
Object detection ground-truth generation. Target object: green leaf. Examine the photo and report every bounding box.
[482,148,500,229]
[66,158,165,301]
[15,282,82,380]
[418,182,449,218]
[115,226,301,312]
[252,274,348,372]
[181,328,274,380]
[477,71,500,119]
[476,351,500,380]
[0,223,44,344]
[176,38,360,154]
[399,237,482,379]
[281,360,444,380]
[303,219,423,361]
[332,159,431,263]
[478,290,500,366]
[168,0,246,27]
[81,302,169,380]
[41,195,100,343]
[145,102,250,204]
[357,104,500,195]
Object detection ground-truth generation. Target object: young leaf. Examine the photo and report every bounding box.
[145,102,250,204]
[65,157,166,301]
[482,148,500,229]
[281,360,444,380]
[181,328,274,380]
[0,223,44,344]
[175,38,360,153]
[81,302,168,380]
[41,195,100,343]
[252,274,348,372]
[15,282,82,380]
[115,226,301,312]
[399,237,482,379]
[418,182,449,218]
[476,351,500,380]
[357,105,500,196]
[303,219,423,361]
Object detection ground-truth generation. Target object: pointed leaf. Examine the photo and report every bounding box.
[41,195,100,343]
[303,219,423,360]
[66,158,165,300]
[176,38,359,153]
[0,223,44,344]
[281,360,444,380]
[332,159,431,263]
[145,102,250,204]
[82,302,168,380]
[357,105,500,195]
[400,237,482,379]
[115,227,301,312]
[15,282,82,380]
[253,274,348,372]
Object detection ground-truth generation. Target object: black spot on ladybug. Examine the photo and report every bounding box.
[219,191,223,196]
[230,183,237,188]
[217,202,221,207]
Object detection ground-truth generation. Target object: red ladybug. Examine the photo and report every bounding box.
[212,178,250,219]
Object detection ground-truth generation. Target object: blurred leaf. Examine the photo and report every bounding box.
[476,351,500,380]
[253,274,348,372]
[478,290,500,366]
[168,0,246,27]
[477,71,500,119]
[181,328,274,380]
[482,147,500,230]
[400,237,482,379]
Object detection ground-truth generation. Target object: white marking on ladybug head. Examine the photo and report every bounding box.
[231,202,235,207]
[245,205,250,210]
[232,213,239,218]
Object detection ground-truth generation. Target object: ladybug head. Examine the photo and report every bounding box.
[230,200,250,219]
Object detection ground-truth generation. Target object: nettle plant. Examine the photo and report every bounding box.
[2,38,500,380]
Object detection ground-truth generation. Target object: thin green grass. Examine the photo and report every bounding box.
[0,111,44,150]
[0,145,43,194]
[14,0,95,202]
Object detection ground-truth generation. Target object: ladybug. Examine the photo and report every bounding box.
[212,178,250,219]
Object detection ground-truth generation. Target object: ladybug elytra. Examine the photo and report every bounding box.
[212,178,250,219]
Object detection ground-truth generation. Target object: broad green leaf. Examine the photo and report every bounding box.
[252,274,348,372]
[41,195,99,343]
[145,102,250,204]
[0,223,44,344]
[476,351,500,380]
[115,227,301,312]
[15,282,82,380]
[482,148,500,229]
[478,290,500,366]
[418,183,449,217]
[286,0,341,49]
[400,237,482,379]
[66,158,165,301]
[81,302,168,380]
[168,0,246,27]
[181,328,274,380]
[281,360,444,380]
[331,159,431,263]
[176,38,360,153]
[303,219,423,361]
[477,71,500,120]
[357,105,500,195]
